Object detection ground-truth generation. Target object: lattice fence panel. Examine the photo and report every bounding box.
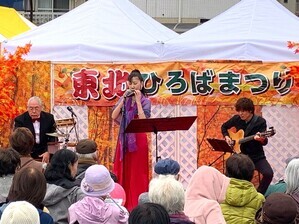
[262,105,299,182]
[151,105,197,188]
[52,105,88,149]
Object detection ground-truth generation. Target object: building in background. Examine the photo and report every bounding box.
[0,0,298,32]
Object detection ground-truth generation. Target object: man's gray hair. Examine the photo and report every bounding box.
[27,96,43,107]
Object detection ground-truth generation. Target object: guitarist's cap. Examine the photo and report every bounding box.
[154,158,180,175]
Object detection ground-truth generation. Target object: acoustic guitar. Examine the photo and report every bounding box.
[228,127,276,154]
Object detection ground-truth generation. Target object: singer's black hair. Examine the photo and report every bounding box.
[128,69,147,96]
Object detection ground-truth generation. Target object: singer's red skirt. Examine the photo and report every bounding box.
[113,132,149,211]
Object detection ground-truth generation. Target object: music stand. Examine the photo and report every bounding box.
[125,116,197,162]
[207,138,234,170]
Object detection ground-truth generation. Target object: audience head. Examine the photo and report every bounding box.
[75,139,98,161]
[9,127,34,156]
[185,166,230,203]
[149,175,185,214]
[154,158,180,176]
[0,201,40,224]
[27,96,43,119]
[225,153,255,181]
[81,164,115,197]
[129,202,170,224]
[235,97,254,114]
[110,171,118,183]
[285,158,299,194]
[44,149,78,181]
[285,156,299,166]
[8,167,46,209]
[258,192,297,224]
[0,147,20,177]
[138,192,150,204]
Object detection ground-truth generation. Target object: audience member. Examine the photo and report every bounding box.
[138,192,150,205]
[9,127,45,173]
[285,158,299,223]
[138,158,180,205]
[149,175,193,224]
[184,165,229,224]
[221,153,264,224]
[0,148,20,204]
[255,192,297,224]
[74,139,98,184]
[129,202,170,224]
[68,164,128,224]
[154,158,180,177]
[43,149,84,224]
[265,156,299,197]
[0,167,54,223]
[0,201,40,224]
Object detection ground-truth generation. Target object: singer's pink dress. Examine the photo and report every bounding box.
[113,95,151,211]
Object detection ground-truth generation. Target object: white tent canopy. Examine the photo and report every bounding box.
[2,0,178,62]
[162,0,299,62]
[0,33,5,42]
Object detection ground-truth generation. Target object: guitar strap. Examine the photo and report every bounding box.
[244,115,258,136]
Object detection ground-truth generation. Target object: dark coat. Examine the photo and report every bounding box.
[14,111,56,158]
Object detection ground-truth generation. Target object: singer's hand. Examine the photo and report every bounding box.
[134,90,142,103]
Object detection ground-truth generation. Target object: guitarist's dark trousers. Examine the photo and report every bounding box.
[254,158,273,194]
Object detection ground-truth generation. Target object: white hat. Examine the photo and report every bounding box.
[0,201,40,224]
[81,165,115,197]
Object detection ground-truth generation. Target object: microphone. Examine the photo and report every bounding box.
[124,89,135,98]
[67,106,77,117]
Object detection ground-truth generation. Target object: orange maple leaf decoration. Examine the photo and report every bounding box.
[280,65,299,92]
[0,43,31,124]
[287,41,299,54]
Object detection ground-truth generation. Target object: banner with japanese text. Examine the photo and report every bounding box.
[53,61,299,106]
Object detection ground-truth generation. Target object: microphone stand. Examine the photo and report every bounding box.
[71,113,79,143]
[121,96,127,177]
[56,116,76,150]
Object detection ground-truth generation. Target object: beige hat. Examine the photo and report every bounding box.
[0,201,40,224]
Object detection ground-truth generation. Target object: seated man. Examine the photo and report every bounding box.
[14,96,56,163]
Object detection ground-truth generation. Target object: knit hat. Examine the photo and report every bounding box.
[0,201,40,224]
[76,139,97,154]
[81,165,115,197]
[262,192,297,224]
[154,158,180,175]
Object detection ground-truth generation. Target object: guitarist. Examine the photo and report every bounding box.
[221,97,273,194]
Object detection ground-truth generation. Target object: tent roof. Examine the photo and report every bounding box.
[2,0,178,62]
[162,0,299,62]
[0,6,36,39]
[0,33,5,42]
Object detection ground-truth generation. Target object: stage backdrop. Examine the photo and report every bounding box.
[51,61,298,185]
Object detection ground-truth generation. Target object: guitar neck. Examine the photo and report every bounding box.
[239,135,255,144]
